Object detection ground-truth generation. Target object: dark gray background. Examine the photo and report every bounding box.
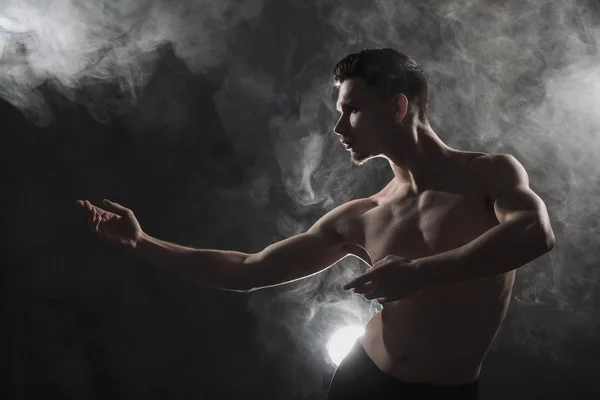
[2,0,600,398]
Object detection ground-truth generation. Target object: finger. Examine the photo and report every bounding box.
[370,258,387,268]
[77,200,90,210]
[92,210,100,233]
[102,199,130,216]
[93,207,110,218]
[353,281,376,294]
[80,200,107,216]
[343,272,375,290]
[363,291,388,301]
[94,211,102,232]
[84,200,93,212]
[88,207,95,227]
[376,298,390,304]
[362,292,379,300]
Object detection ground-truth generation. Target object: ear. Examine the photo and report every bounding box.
[392,93,409,124]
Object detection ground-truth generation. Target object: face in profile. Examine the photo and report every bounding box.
[333,78,398,165]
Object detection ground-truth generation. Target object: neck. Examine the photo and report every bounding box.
[385,120,453,193]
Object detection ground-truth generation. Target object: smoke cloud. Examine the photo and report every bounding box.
[0,0,263,125]
[4,0,600,397]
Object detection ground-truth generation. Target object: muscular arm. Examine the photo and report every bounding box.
[419,154,556,284]
[135,203,356,292]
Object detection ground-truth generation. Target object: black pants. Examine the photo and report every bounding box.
[327,342,479,400]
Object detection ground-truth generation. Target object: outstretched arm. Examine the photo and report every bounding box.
[134,204,355,292]
[134,234,252,291]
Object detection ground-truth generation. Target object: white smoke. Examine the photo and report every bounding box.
[5,0,599,395]
[0,0,264,126]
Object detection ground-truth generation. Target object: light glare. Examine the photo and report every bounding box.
[326,325,365,366]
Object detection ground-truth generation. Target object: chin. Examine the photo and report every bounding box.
[351,150,372,165]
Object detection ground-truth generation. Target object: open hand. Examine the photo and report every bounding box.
[343,255,428,303]
[76,199,143,252]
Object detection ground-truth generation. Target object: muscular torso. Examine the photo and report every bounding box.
[341,150,515,385]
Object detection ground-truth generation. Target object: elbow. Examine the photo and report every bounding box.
[238,255,261,293]
[533,218,556,252]
[541,223,556,252]
[545,230,556,252]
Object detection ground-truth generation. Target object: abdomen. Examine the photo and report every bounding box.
[362,270,515,383]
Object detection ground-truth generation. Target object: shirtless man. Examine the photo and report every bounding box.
[76,48,556,399]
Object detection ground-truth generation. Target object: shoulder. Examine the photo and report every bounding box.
[470,152,530,198]
[312,197,376,224]
[308,197,375,245]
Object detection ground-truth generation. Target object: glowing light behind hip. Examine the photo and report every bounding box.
[326,325,365,367]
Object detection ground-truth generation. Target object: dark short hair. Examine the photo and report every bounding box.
[333,48,429,120]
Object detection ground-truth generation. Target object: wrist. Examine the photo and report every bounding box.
[134,231,151,255]
[414,256,439,287]
[415,249,465,286]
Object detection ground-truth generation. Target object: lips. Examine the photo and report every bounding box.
[340,138,354,147]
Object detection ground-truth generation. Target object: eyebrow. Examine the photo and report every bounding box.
[336,100,358,112]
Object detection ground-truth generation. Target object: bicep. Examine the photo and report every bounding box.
[243,200,368,290]
[486,154,551,226]
[493,184,549,224]
[244,224,351,291]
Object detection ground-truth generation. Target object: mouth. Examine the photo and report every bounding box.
[341,138,355,149]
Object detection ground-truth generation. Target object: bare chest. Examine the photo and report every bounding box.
[341,154,515,317]
[361,186,498,264]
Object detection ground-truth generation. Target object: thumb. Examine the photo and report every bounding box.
[102,199,130,216]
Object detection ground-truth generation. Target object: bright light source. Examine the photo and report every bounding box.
[326,325,365,367]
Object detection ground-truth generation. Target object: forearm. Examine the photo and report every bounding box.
[418,216,555,284]
[134,232,252,292]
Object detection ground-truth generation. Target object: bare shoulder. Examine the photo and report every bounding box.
[307,197,375,262]
[466,151,530,198]
[308,197,376,236]
[467,150,526,170]
[469,151,523,166]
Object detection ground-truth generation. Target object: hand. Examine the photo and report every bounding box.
[76,199,143,252]
[343,255,428,303]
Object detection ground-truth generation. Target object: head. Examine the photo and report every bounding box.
[332,48,429,165]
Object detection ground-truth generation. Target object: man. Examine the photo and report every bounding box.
[76,48,556,399]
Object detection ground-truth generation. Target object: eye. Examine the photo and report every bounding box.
[337,106,358,115]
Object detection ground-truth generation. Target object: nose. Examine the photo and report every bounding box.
[333,115,347,136]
